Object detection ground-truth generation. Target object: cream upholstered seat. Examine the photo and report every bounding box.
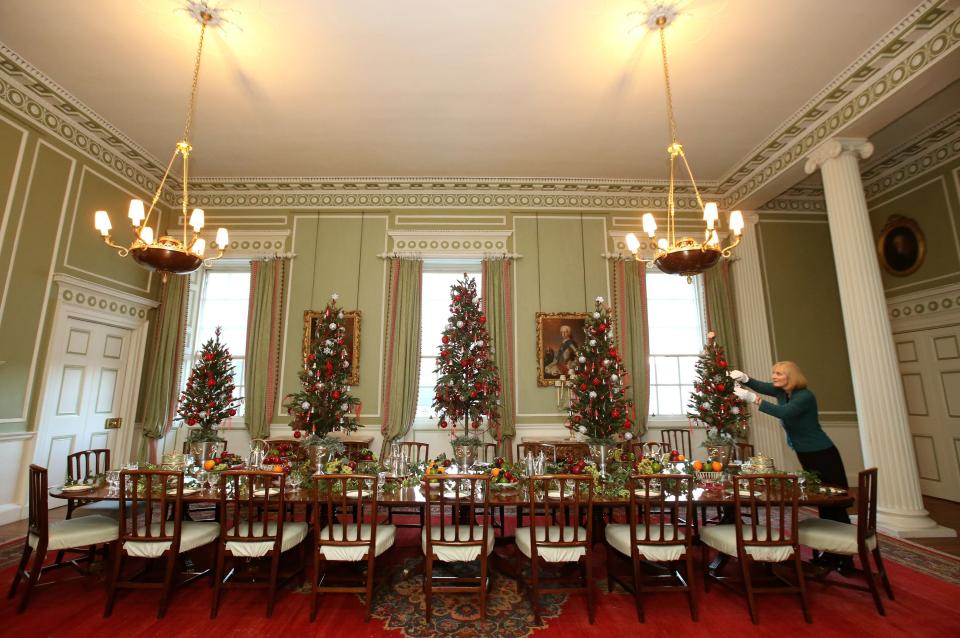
[421,525,495,562]
[798,518,876,554]
[699,524,795,563]
[516,526,589,562]
[124,521,220,558]
[605,524,688,562]
[226,521,309,558]
[29,515,118,551]
[317,523,396,561]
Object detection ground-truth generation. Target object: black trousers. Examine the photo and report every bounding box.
[796,445,850,524]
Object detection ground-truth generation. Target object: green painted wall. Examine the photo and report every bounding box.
[867,156,960,296]
[756,218,857,420]
[0,107,164,433]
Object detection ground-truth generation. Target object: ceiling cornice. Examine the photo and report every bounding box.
[721,0,960,209]
[0,2,956,212]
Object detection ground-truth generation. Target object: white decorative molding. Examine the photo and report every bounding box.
[386,230,513,257]
[52,273,158,320]
[805,138,875,175]
[888,282,960,331]
[162,228,291,259]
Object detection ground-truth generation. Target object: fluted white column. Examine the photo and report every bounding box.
[730,213,796,471]
[805,138,952,537]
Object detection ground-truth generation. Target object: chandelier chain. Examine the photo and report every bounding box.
[658,22,679,145]
[182,18,209,143]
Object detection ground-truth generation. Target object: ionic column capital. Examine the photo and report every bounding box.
[804,137,875,175]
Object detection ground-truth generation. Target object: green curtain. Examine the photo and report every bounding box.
[482,258,516,457]
[380,258,423,452]
[615,260,650,436]
[244,258,289,441]
[138,276,189,462]
[704,259,741,369]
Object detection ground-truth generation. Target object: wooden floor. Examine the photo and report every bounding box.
[2,493,959,555]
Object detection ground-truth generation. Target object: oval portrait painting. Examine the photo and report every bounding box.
[877,216,925,276]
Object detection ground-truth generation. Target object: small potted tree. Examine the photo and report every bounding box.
[687,331,749,467]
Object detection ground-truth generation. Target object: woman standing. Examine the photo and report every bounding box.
[730,362,849,524]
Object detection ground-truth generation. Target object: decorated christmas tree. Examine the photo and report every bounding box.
[177,327,242,443]
[285,294,360,443]
[566,297,633,445]
[432,275,502,445]
[686,331,749,445]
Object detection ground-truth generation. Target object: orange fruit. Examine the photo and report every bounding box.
[272,464,284,473]
[711,461,723,472]
[677,454,686,462]
[692,460,703,472]
[203,459,216,471]
[491,467,501,477]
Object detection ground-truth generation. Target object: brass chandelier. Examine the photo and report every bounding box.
[94,4,228,279]
[625,12,743,279]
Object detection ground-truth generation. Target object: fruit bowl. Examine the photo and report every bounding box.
[695,471,724,487]
[490,481,519,491]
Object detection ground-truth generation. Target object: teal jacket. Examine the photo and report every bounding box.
[745,379,834,453]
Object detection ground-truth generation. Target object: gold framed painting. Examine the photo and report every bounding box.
[303,309,361,385]
[536,312,589,387]
[877,215,925,277]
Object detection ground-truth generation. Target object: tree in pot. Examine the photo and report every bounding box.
[177,326,243,459]
[565,297,633,476]
[285,294,360,467]
[686,331,749,466]
[432,275,502,467]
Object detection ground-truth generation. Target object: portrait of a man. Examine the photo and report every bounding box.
[536,312,588,386]
[877,216,925,276]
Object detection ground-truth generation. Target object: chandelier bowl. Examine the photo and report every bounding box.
[654,238,722,277]
[130,239,203,275]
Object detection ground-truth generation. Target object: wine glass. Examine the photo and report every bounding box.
[798,473,807,495]
[287,470,303,492]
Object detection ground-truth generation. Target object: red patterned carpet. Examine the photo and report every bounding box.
[1,526,958,638]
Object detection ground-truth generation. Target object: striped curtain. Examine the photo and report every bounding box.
[612,260,650,436]
[380,258,423,452]
[244,258,289,440]
[138,275,189,462]
[482,258,516,457]
[704,259,742,369]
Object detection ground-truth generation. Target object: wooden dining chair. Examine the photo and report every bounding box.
[660,429,692,459]
[627,441,664,460]
[421,474,494,620]
[700,474,810,624]
[8,465,118,613]
[478,442,499,463]
[65,449,112,519]
[104,469,220,619]
[311,473,396,622]
[400,441,430,465]
[605,473,697,622]
[515,474,595,625]
[734,442,755,461]
[211,470,309,618]
[798,467,893,614]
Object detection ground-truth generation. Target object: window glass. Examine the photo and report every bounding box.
[646,273,704,416]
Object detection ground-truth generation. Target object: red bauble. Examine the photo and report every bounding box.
[608,348,619,358]
[307,354,316,361]
[442,335,450,344]
[574,415,582,422]
[597,323,607,333]
[719,360,728,368]
[207,379,216,388]
[203,353,214,361]
[441,350,449,357]
[612,409,620,418]
[440,420,448,429]
[332,390,341,400]
[228,408,237,416]
[478,316,486,324]
[470,391,478,398]
[293,430,302,439]
[716,383,726,392]
[187,418,197,426]
[592,378,601,386]
[454,295,462,301]
[579,383,588,391]
[208,401,216,408]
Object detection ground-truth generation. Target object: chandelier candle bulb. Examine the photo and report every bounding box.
[94,210,111,235]
[703,202,719,229]
[189,208,205,231]
[215,227,229,248]
[139,226,154,245]
[193,237,206,257]
[642,212,657,236]
[625,232,641,253]
[729,210,744,235]
[127,199,145,226]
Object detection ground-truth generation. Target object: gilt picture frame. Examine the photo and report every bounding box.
[303,309,361,385]
[536,312,589,387]
[877,215,925,277]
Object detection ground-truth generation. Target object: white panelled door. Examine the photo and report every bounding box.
[896,323,960,502]
[33,316,131,506]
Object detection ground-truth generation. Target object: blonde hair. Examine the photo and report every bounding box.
[772,361,808,393]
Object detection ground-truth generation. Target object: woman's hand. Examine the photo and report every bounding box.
[730,370,749,383]
[733,386,758,404]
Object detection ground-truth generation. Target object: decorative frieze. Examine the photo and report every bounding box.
[386,230,512,256]
[53,273,157,320]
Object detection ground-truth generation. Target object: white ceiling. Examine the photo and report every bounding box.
[0,0,922,180]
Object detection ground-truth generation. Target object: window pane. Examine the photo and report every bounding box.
[656,385,682,416]
[646,273,704,415]
[416,268,482,420]
[654,356,679,385]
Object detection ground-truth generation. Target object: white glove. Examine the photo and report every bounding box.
[733,386,757,403]
[729,369,749,383]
